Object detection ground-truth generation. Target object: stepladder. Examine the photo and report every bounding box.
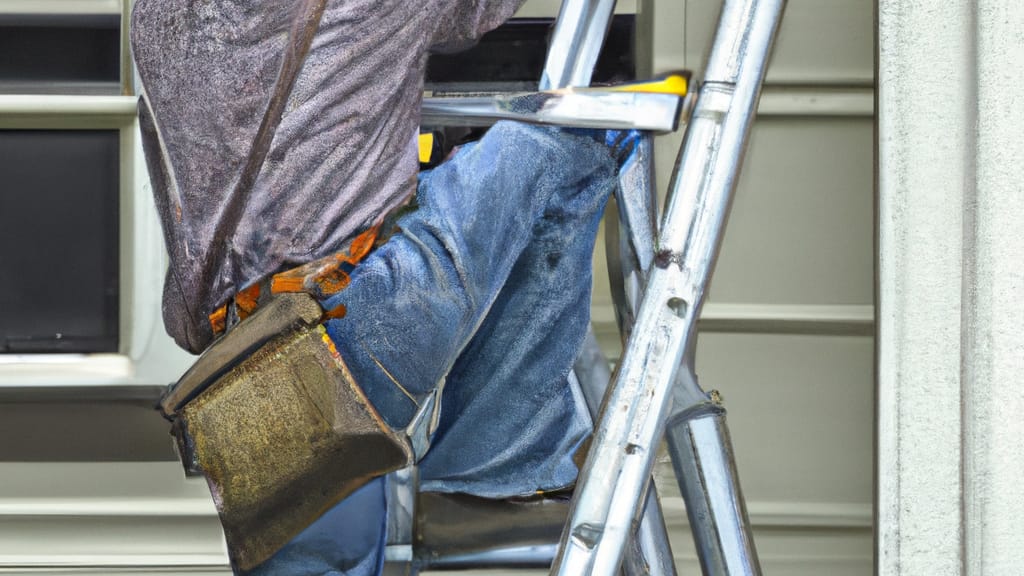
[384,1,787,575]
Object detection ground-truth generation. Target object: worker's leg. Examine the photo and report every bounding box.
[321,122,617,431]
[248,123,617,575]
[416,131,623,495]
[247,477,387,576]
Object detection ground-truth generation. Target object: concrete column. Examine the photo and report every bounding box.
[878,1,1024,574]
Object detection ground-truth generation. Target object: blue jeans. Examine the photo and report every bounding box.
[250,122,620,575]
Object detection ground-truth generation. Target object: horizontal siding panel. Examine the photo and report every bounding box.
[682,333,873,506]
[635,117,874,307]
[656,0,873,85]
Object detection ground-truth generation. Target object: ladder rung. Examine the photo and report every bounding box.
[422,91,682,132]
[410,491,570,570]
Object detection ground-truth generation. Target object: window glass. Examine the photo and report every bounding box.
[0,14,120,94]
[0,130,119,353]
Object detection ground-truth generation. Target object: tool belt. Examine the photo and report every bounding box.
[159,225,434,573]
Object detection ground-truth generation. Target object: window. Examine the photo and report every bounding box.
[0,4,123,355]
[425,15,637,93]
[0,13,121,95]
[0,129,119,353]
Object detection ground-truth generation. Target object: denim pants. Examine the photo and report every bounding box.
[250,122,620,575]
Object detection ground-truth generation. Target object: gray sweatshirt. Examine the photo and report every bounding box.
[132,0,525,353]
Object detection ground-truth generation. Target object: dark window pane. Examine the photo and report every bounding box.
[0,14,120,94]
[426,15,636,93]
[0,130,119,353]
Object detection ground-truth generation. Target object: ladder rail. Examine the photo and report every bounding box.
[539,0,618,91]
[539,2,680,576]
[551,1,786,575]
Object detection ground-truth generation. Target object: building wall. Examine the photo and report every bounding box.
[878,1,1024,574]
[0,0,874,574]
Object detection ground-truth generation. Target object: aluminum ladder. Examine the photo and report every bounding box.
[384,1,785,574]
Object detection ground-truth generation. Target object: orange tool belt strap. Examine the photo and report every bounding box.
[208,224,382,338]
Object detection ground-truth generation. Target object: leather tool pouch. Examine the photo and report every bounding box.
[160,293,413,572]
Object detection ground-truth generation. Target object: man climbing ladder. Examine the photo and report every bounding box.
[134,1,629,573]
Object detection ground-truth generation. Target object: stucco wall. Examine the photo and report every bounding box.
[878,1,1024,574]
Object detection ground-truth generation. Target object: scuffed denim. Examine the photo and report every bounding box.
[251,122,620,575]
[248,477,389,576]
